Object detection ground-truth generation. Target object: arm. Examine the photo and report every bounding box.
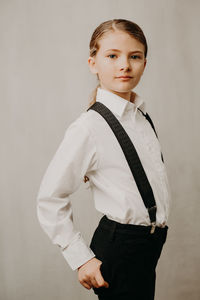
[36,116,99,271]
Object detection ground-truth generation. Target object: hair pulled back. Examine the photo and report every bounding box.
[88,19,148,107]
[84,19,147,183]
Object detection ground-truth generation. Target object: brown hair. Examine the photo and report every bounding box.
[88,18,148,107]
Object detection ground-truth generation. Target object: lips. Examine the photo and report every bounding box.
[117,76,133,78]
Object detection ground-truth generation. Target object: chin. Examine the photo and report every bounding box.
[113,87,133,93]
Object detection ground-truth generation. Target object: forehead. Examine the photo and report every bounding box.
[98,30,145,53]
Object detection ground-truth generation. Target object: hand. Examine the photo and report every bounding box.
[77,257,109,290]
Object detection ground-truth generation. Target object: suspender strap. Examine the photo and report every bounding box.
[87,101,157,232]
[138,108,164,163]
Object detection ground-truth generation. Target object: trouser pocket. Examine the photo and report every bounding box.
[90,226,129,296]
[90,225,113,259]
[90,226,115,295]
[92,259,111,295]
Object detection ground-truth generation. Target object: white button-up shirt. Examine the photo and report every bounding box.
[36,87,171,271]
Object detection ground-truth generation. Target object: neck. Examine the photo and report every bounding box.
[99,85,135,103]
[130,91,136,103]
[112,90,132,101]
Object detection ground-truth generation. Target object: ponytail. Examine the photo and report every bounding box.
[88,83,101,108]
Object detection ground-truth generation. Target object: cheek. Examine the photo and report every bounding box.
[133,63,145,74]
[99,63,114,75]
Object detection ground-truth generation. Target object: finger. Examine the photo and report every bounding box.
[82,280,92,290]
[95,269,109,288]
[90,277,100,288]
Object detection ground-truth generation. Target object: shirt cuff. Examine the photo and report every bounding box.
[61,235,96,271]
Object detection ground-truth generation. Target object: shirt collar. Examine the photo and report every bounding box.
[96,87,147,119]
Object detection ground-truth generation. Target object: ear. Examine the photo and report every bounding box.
[88,56,98,74]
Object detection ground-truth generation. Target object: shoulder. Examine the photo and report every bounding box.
[63,109,100,142]
[67,109,102,132]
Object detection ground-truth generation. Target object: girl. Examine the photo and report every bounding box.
[37,19,171,300]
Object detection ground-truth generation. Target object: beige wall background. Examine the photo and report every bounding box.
[1,0,199,299]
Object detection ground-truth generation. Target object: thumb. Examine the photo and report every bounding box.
[96,267,109,288]
[104,280,109,288]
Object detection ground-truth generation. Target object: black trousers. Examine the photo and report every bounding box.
[89,215,168,300]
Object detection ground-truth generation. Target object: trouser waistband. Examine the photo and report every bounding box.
[98,215,168,239]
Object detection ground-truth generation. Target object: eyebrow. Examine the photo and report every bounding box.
[105,49,144,54]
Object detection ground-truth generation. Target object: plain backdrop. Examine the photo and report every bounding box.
[1,0,200,299]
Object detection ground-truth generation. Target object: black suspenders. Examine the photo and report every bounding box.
[87,101,164,233]
[138,108,164,163]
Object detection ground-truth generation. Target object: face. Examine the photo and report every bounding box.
[88,30,147,100]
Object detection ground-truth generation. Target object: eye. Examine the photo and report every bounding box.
[131,55,141,59]
[108,54,117,59]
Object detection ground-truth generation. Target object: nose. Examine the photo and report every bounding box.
[119,57,131,71]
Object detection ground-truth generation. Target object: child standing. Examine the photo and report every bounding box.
[37,19,171,300]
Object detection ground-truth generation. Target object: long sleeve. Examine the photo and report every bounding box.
[36,115,99,271]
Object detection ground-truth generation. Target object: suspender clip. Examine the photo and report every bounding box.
[150,222,156,234]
